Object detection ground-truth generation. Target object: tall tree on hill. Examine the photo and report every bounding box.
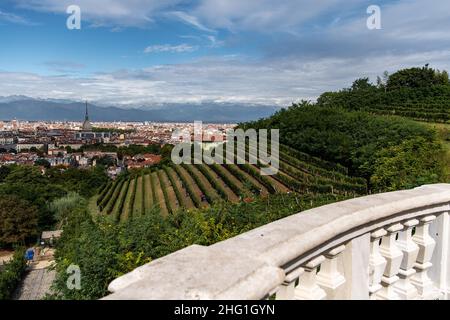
[386,65,450,90]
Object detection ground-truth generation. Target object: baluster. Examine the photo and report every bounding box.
[394,219,419,299]
[429,211,450,300]
[412,215,439,299]
[369,229,387,299]
[276,267,304,300]
[317,245,346,299]
[294,255,326,300]
[375,223,403,300]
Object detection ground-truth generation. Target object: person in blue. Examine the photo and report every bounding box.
[25,248,34,264]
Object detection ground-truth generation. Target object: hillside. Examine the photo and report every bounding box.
[242,107,446,192]
[96,145,366,221]
[317,66,450,123]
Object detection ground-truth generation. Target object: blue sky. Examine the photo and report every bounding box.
[1,0,450,108]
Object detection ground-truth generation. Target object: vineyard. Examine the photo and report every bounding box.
[318,84,450,123]
[96,145,367,221]
[366,101,450,123]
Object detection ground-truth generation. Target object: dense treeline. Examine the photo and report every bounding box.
[0,165,108,247]
[242,105,446,191]
[69,143,170,160]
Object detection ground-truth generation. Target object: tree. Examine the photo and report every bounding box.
[387,66,449,90]
[0,166,11,182]
[95,155,115,167]
[0,195,38,245]
[49,192,86,228]
[35,159,51,168]
[351,78,376,91]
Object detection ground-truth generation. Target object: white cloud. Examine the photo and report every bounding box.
[5,0,450,110]
[191,0,359,32]
[0,10,35,25]
[14,0,184,27]
[144,44,198,53]
[2,50,450,108]
[169,11,215,33]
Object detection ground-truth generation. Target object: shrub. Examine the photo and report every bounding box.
[0,248,27,300]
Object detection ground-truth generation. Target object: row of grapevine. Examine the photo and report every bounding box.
[209,164,244,197]
[121,177,136,221]
[182,164,217,204]
[133,175,144,216]
[113,179,131,221]
[157,170,173,214]
[172,165,202,208]
[163,166,185,208]
[195,164,230,201]
[103,178,125,214]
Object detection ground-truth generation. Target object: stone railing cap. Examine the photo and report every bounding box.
[104,184,450,300]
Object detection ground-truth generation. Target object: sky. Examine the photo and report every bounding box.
[1,0,450,109]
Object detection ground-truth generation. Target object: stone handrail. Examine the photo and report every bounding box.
[104,184,450,300]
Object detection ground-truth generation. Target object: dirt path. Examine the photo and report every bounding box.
[14,266,56,300]
[0,250,13,266]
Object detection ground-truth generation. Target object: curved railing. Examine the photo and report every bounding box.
[103,184,450,300]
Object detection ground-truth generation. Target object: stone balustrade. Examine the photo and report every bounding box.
[103,184,450,300]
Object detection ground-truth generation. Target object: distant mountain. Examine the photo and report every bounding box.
[0,98,280,123]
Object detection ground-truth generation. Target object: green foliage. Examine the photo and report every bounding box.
[114,179,131,221]
[45,166,109,198]
[149,172,160,210]
[172,165,201,207]
[91,127,135,134]
[51,192,344,299]
[0,248,27,300]
[49,192,87,226]
[370,137,445,191]
[0,195,38,245]
[196,164,229,200]
[238,163,276,194]
[163,166,185,208]
[210,164,243,197]
[182,164,216,204]
[0,166,12,182]
[94,155,116,167]
[34,158,51,168]
[157,171,172,214]
[351,77,377,91]
[316,67,450,123]
[77,143,161,160]
[223,165,260,194]
[242,105,443,191]
[387,66,449,90]
[0,165,108,243]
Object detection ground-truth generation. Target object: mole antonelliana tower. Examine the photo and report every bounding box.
[82,101,93,131]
